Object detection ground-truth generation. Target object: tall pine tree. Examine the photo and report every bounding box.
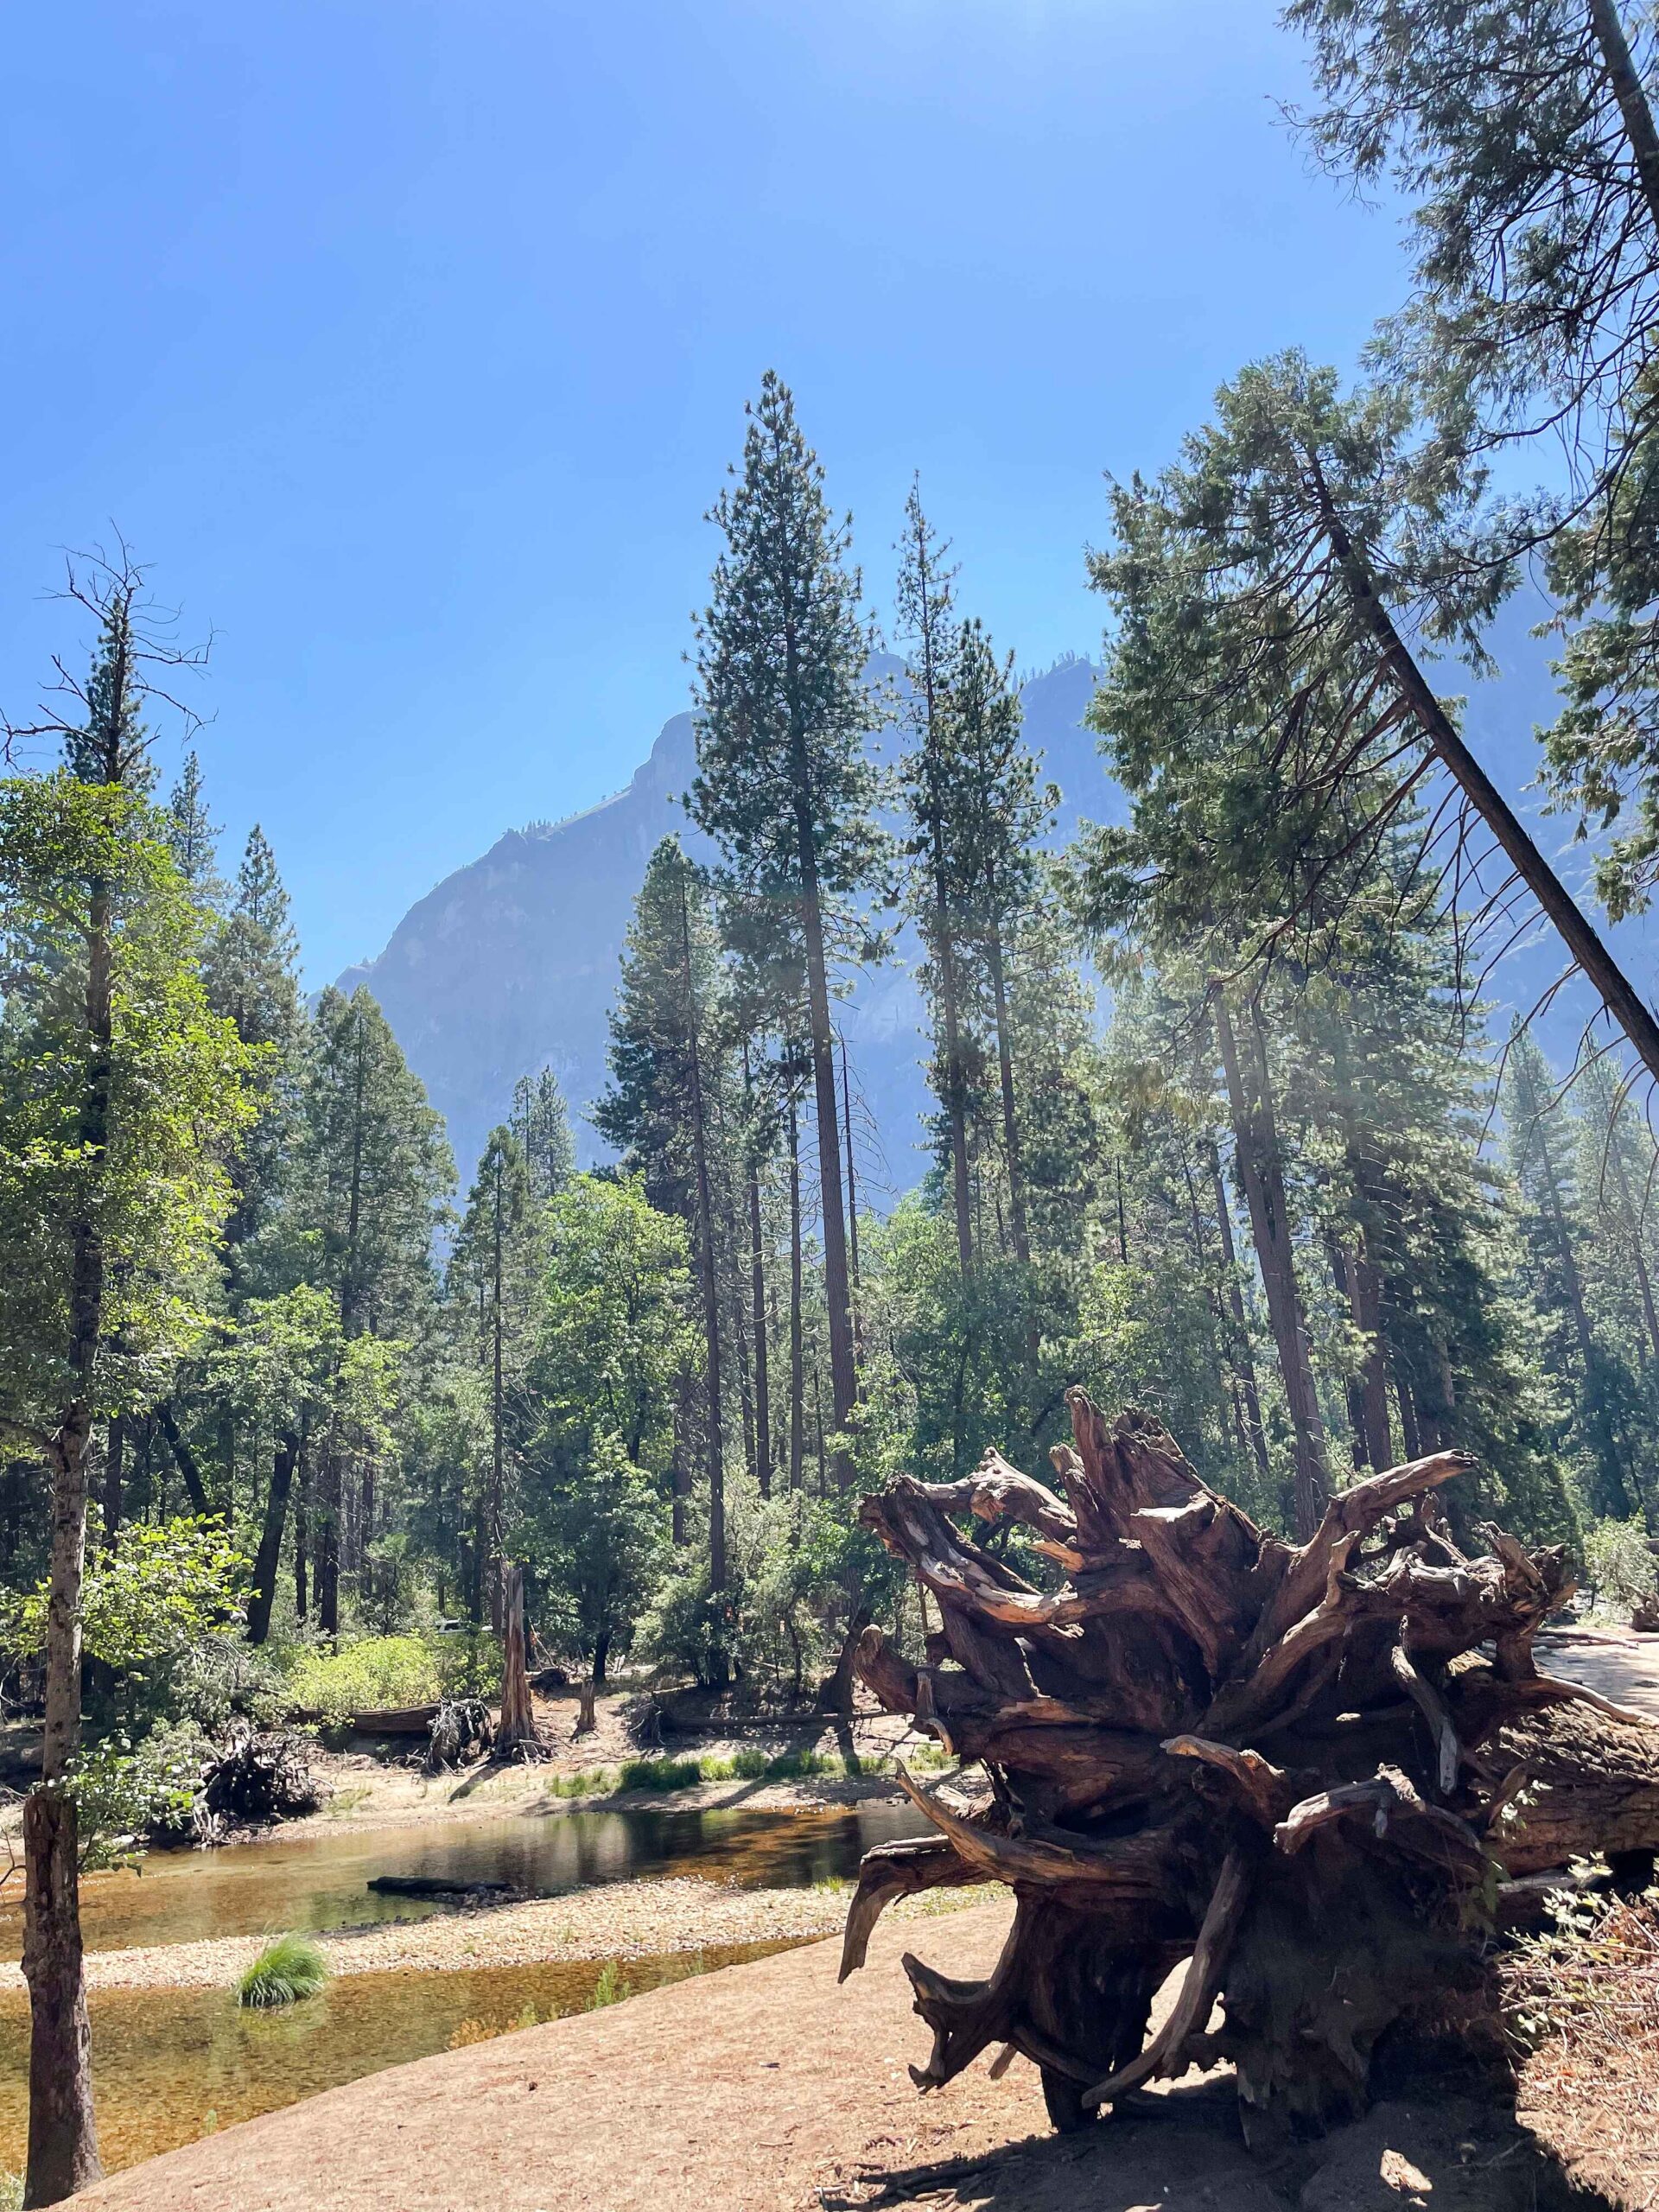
[689,373,881,1478]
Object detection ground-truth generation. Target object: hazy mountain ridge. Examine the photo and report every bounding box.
[337,657,1105,1187]
[340,603,1656,1192]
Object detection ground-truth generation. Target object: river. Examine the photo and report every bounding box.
[0,1801,926,2176]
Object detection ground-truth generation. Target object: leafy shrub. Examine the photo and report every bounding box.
[68,1722,209,1868]
[1582,1518,1659,1622]
[137,1633,289,1737]
[431,1627,503,1700]
[278,1635,442,1725]
[237,1932,328,2008]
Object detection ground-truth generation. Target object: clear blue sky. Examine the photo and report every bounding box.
[1,0,1414,983]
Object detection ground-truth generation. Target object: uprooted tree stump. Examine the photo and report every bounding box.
[840,1389,1659,2144]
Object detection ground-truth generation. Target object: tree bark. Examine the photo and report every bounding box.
[496,1564,542,1757]
[747,1142,773,1503]
[677,873,725,1596]
[316,1445,341,1638]
[1589,0,1659,236]
[795,830,856,1470]
[24,813,115,2202]
[1312,464,1659,1089]
[22,1791,99,2208]
[1214,999,1329,1534]
[1206,1140,1271,1483]
[841,1035,863,1336]
[1351,1234,1395,1474]
[100,1416,124,1542]
[788,1096,804,1493]
[245,1432,297,1646]
[155,1401,209,1516]
[293,1449,309,1624]
[985,915,1032,1270]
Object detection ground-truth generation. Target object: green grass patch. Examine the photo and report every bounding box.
[545,1767,616,1798]
[585,1959,632,2010]
[545,1743,927,1802]
[237,1932,328,2009]
[615,1757,703,1792]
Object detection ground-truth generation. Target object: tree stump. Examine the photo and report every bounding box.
[840,1389,1659,2138]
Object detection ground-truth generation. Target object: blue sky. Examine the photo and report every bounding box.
[0,0,1416,982]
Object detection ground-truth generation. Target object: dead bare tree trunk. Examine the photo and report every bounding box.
[840,1389,1659,2140]
[495,1565,543,1759]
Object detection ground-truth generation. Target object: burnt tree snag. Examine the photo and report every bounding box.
[841,1389,1659,2140]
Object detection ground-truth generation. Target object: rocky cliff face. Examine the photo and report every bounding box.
[341,594,1646,1195]
[337,657,1109,1189]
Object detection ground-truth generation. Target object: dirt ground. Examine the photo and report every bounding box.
[75,1898,1592,2212]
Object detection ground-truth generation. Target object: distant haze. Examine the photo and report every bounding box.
[340,602,1659,1191]
[338,658,1106,1189]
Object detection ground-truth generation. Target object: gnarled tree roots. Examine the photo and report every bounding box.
[840,1390,1659,2138]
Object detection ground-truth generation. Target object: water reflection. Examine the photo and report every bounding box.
[0,1802,927,1955]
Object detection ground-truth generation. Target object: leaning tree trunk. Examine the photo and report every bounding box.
[840,1389,1659,2141]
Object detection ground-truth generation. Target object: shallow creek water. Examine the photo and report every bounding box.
[0,1802,927,2175]
[0,1942,803,2174]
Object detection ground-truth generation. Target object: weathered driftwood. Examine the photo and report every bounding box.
[156,1723,321,1845]
[842,1389,1659,2139]
[423,1696,494,1772]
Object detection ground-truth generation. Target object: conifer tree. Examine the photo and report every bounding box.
[1506,1027,1638,1519]
[450,1127,538,1625]
[163,751,226,907]
[595,838,732,1597]
[894,483,979,1274]
[298,987,453,1629]
[512,1067,575,1201]
[689,373,881,1476]
[205,826,305,1270]
[956,620,1052,1272]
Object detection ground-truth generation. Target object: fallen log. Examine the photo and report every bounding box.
[842,1390,1659,2139]
[349,1704,442,1736]
[366,1875,517,1899]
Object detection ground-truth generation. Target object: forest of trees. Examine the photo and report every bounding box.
[11,0,1659,2200]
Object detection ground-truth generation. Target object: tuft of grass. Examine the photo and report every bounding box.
[615,1757,702,1792]
[0,2171,22,2212]
[545,1766,615,1798]
[544,1743,917,1801]
[237,1931,328,2009]
[585,1959,633,2010]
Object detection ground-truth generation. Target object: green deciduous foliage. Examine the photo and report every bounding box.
[0,776,257,1425]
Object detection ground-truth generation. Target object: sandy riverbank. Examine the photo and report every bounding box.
[74,1898,1588,2212]
[0,1873,981,1995]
